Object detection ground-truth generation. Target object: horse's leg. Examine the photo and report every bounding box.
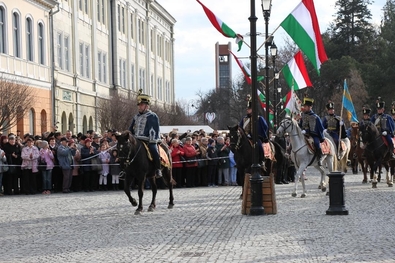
[384,163,393,187]
[292,165,307,197]
[124,175,137,207]
[166,168,175,208]
[135,178,145,215]
[148,176,157,212]
[390,161,395,187]
[360,158,368,183]
[370,161,378,188]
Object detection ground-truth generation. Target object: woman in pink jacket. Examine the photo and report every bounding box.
[21,137,40,194]
[39,140,55,194]
[183,137,199,188]
[170,139,184,188]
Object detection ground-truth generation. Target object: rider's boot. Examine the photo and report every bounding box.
[154,156,163,179]
[316,148,323,166]
[390,146,395,159]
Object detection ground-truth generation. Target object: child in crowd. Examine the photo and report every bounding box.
[110,149,121,190]
[98,144,111,190]
[229,150,238,186]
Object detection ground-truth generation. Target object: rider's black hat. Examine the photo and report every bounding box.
[376,97,385,109]
[302,97,314,106]
[362,106,371,115]
[326,101,334,110]
[137,89,151,105]
[391,108,395,115]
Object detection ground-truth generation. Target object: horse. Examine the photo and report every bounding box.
[276,117,337,198]
[227,125,276,198]
[359,122,394,188]
[349,125,369,182]
[115,131,175,215]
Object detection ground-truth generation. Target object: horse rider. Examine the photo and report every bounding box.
[356,106,372,158]
[128,89,163,178]
[370,98,395,159]
[299,96,325,166]
[239,96,269,164]
[321,101,347,152]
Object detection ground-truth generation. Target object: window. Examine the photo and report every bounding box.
[79,0,83,11]
[119,59,126,87]
[117,5,120,31]
[85,45,90,78]
[12,12,21,58]
[150,29,154,52]
[64,36,69,71]
[138,18,144,45]
[103,54,107,83]
[84,0,88,14]
[98,51,107,83]
[26,18,33,61]
[130,13,134,40]
[79,43,83,75]
[38,23,44,64]
[150,74,154,95]
[157,78,162,101]
[57,32,62,68]
[139,68,145,92]
[130,64,134,90]
[165,81,170,102]
[101,0,105,24]
[121,7,125,34]
[97,0,100,22]
[0,6,6,54]
[98,51,102,81]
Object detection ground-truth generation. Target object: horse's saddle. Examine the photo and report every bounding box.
[382,137,395,154]
[141,141,171,168]
[305,137,330,155]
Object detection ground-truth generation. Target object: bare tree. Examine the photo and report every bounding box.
[0,78,35,131]
[97,92,136,132]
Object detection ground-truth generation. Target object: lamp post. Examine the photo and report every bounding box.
[262,0,272,124]
[247,0,265,216]
[277,86,282,126]
[270,42,277,128]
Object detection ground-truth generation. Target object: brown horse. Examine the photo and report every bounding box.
[349,125,369,183]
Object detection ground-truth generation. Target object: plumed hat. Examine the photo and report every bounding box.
[376,97,385,109]
[326,101,334,110]
[362,106,371,115]
[137,89,151,105]
[246,94,252,109]
[302,96,314,106]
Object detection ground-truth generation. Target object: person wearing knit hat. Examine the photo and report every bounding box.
[370,97,395,158]
[299,95,325,166]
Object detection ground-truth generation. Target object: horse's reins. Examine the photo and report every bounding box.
[119,139,142,168]
[279,119,308,154]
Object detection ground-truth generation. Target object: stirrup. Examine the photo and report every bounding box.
[155,169,162,178]
[119,171,126,180]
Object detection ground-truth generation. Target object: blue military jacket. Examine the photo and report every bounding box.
[239,115,269,140]
[299,110,324,140]
[129,110,161,143]
[370,113,395,135]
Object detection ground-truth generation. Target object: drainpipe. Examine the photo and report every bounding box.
[49,3,60,130]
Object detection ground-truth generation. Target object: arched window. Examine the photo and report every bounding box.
[16,106,24,133]
[26,17,33,61]
[68,113,74,132]
[61,112,67,133]
[38,22,45,64]
[88,116,93,131]
[82,115,87,134]
[0,5,7,54]
[40,110,47,134]
[12,11,21,58]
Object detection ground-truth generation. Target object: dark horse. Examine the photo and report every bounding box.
[116,131,174,215]
[359,122,394,188]
[227,125,276,197]
[349,125,369,183]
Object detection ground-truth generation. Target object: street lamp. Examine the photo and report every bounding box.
[262,0,272,123]
[247,0,267,216]
[276,86,281,126]
[271,42,277,128]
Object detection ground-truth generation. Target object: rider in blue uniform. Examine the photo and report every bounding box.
[321,101,347,152]
[128,89,163,178]
[370,98,395,159]
[239,96,269,164]
[299,97,325,166]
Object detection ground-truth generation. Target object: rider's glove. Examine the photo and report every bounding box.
[340,121,344,125]
[382,131,387,136]
[301,130,306,135]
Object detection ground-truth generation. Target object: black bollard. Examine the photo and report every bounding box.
[326,172,348,215]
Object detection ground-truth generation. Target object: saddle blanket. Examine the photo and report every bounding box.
[263,142,275,161]
[141,141,171,168]
[306,137,331,155]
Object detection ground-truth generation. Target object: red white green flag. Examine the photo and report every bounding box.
[229,50,264,85]
[283,90,302,116]
[282,51,312,90]
[280,0,328,74]
[257,89,274,126]
[196,0,244,51]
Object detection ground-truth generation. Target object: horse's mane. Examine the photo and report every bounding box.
[289,117,303,137]
[120,130,137,144]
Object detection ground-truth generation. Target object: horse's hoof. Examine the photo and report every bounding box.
[321,186,326,192]
[362,180,367,184]
[131,199,138,207]
[168,204,174,209]
[291,193,297,197]
[148,206,154,212]
[318,185,321,189]
[239,194,243,200]
[301,193,306,198]
[326,191,329,196]
[388,184,393,187]
[134,210,142,215]
[372,183,377,188]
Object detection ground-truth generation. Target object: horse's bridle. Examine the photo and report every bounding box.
[118,138,142,168]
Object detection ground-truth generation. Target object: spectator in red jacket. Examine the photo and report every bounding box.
[170,139,184,188]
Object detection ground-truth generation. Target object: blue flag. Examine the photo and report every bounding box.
[342,79,358,123]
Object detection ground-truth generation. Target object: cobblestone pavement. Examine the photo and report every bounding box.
[1,169,395,263]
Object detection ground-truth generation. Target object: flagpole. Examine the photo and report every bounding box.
[256,24,281,52]
[338,79,346,159]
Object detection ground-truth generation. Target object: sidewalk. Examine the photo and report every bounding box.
[1,169,395,262]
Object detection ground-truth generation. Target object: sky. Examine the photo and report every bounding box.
[158,0,386,107]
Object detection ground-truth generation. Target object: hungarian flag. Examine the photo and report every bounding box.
[282,51,312,90]
[280,0,328,74]
[229,50,264,85]
[196,0,243,51]
[257,89,274,126]
[283,90,302,116]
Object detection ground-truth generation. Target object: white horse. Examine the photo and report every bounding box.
[324,133,351,173]
[276,117,337,198]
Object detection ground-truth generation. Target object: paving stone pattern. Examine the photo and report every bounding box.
[1,169,395,263]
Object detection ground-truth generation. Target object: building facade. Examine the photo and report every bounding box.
[0,0,57,135]
[53,0,176,133]
[0,0,176,135]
